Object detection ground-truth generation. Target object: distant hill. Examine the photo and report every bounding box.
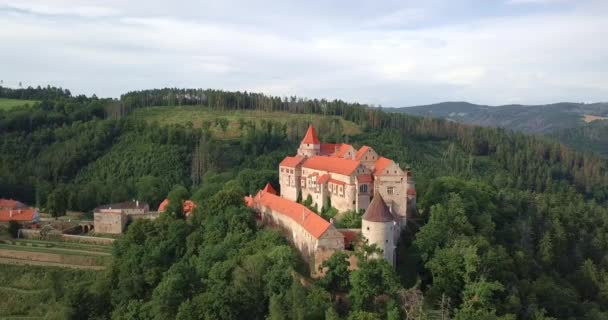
[396,101,608,155]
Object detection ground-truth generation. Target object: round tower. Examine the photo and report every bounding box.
[297,124,321,157]
[361,193,397,266]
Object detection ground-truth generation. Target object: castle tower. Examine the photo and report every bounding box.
[297,124,320,157]
[361,193,397,267]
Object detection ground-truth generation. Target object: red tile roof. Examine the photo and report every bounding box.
[0,207,36,222]
[340,230,359,247]
[303,156,361,176]
[407,187,417,196]
[280,155,305,168]
[244,196,254,207]
[0,199,27,209]
[320,143,338,155]
[158,199,196,216]
[328,178,345,186]
[301,125,320,145]
[334,144,353,158]
[357,174,373,183]
[317,174,331,184]
[373,157,393,175]
[355,146,371,160]
[253,190,331,239]
[263,183,277,195]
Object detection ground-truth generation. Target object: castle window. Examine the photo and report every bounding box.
[386,240,388,243]
[387,186,394,195]
[367,227,370,231]
[359,184,368,193]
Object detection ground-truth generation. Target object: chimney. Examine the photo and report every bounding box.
[330,218,334,224]
[9,209,13,217]
[136,200,139,208]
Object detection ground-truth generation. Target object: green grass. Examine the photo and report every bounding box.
[6,239,112,253]
[0,98,38,110]
[0,264,94,319]
[130,105,362,139]
[0,242,110,257]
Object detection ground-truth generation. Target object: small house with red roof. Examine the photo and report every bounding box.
[0,199,39,225]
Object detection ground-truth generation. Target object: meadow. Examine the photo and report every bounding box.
[0,98,38,110]
[129,105,362,138]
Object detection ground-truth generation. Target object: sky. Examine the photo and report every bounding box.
[1,0,607,107]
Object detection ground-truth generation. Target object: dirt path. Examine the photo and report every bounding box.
[0,257,105,270]
[0,285,48,294]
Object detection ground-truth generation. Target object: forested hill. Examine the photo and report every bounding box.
[2,86,608,319]
[396,101,608,156]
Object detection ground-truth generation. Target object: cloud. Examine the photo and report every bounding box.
[0,0,606,106]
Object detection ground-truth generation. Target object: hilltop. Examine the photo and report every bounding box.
[396,101,608,156]
[1,86,608,319]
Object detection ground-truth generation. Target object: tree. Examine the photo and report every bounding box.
[47,186,68,219]
[136,175,163,209]
[165,185,189,218]
[8,220,21,238]
[349,258,400,311]
[318,251,351,292]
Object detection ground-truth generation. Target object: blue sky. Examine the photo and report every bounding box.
[1,0,606,106]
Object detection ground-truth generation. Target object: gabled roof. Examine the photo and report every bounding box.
[263,183,277,195]
[301,124,320,145]
[355,146,371,160]
[0,199,27,209]
[0,207,36,222]
[279,155,305,168]
[252,190,331,239]
[373,157,393,175]
[303,156,361,176]
[362,194,394,223]
[334,144,354,158]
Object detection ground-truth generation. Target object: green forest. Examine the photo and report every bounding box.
[1,86,608,319]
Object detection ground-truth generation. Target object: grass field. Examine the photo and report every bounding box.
[0,264,95,319]
[0,98,38,110]
[130,105,362,138]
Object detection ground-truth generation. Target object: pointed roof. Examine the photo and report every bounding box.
[301,124,320,145]
[355,146,371,160]
[263,183,277,195]
[362,194,394,223]
[373,157,393,175]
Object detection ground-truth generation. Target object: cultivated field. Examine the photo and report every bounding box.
[0,239,111,270]
[130,105,362,138]
[0,98,38,110]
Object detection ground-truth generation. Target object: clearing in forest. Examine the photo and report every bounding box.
[0,98,38,110]
[130,106,362,139]
[583,114,608,123]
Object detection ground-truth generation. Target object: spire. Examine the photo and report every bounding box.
[262,182,277,195]
[362,192,394,223]
[301,124,320,145]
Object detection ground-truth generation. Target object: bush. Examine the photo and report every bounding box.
[8,220,21,238]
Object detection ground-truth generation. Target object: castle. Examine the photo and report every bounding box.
[246,125,416,269]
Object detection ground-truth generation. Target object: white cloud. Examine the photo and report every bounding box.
[0,0,606,106]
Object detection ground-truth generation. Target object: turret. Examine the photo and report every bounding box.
[361,193,397,267]
[297,124,321,157]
